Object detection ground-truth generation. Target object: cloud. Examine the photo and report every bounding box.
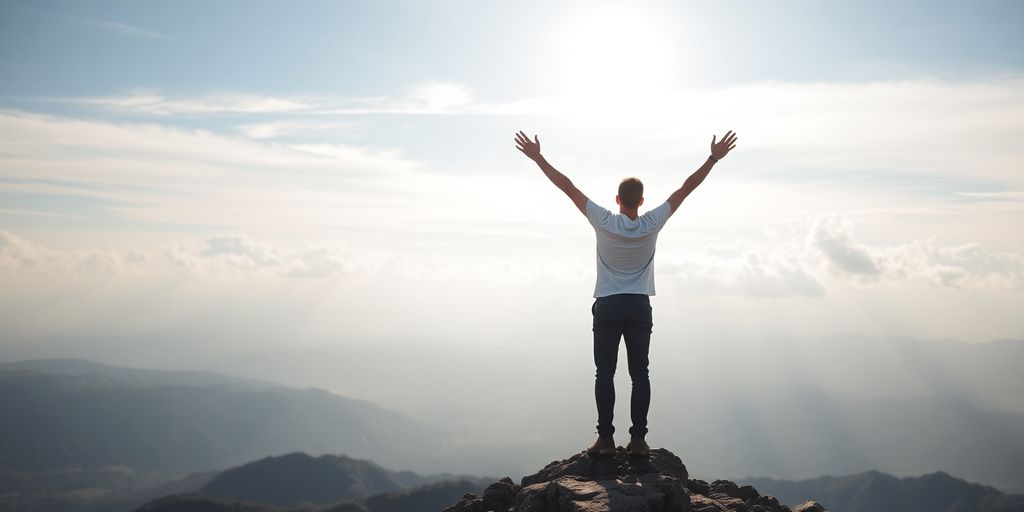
[0,208,84,220]
[45,80,563,121]
[810,216,881,277]
[237,120,355,139]
[55,81,485,118]
[656,213,1024,298]
[660,241,826,298]
[69,92,315,116]
[78,19,164,39]
[807,215,1024,290]
[0,229,362,280]
[0,110,433,235]
[405,81,475,112]
[42,77,1024,194]
[643,77,1024,188]
[4,209,1023,295]
[171,234,363,279]
[0,229,141,276]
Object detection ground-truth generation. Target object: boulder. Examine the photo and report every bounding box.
[443,447,816,512]
[791,501,828,512]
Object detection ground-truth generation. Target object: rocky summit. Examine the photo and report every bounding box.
[442,447,828,512]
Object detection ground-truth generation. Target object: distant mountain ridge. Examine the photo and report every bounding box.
[0,358,454,512]
[0,358,276,389]
[0,359,446,475]
[190,336,1024,489]
[131,453,1024,512]
[7,335,1024,488]
[197,452,490,507]
[742,470,1024,512]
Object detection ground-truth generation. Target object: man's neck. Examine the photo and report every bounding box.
[619,207,639,220]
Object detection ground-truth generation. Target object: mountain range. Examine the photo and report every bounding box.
[0,358,446,475]
[187,335,1024,490]
[7,332,1023,489]
[742,471,1024,512]
[2,355,1023,511]
[138,452,491,512]
[0,359,461,512]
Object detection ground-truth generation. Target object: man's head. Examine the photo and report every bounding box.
[616,177,644,209]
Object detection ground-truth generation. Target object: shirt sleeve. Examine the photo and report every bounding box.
[585,198,611,227]
[643,200,673,229]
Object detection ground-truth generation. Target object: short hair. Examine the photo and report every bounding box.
[618,177,644,209]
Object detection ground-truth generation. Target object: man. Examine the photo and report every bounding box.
[513,129,738,456]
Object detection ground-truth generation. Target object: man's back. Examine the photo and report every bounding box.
[514,128,737,456]
[586,199,673,298]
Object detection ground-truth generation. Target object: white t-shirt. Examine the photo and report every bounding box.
[585,198,674,298]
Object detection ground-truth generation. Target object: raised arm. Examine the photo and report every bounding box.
[514,130,588,215]
[666,130,738,213]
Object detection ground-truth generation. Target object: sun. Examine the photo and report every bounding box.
[553,6,675,104]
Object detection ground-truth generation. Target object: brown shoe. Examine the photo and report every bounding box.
[626,436,650,456]
[586,435,617,456]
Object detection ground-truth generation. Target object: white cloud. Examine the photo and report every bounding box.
[0,229,363,280]
[641,77,1024,188]
[56,81,484,118]
[6,211,1020,292]
[0,229,140,276]
[0,110,434,236]
[405,81,475,112]
[0,208,84,219]
[48,80,559,120]
[237,120,355,139]
[69,92,315,116]
[810,215,881,277]
[807,215,1024,290]
[660,240,826,298]
[654,213,1024,298]
[55,76,1024,195]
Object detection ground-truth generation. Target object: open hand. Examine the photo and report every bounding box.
[711,130,738,160]
[514,130,542,161]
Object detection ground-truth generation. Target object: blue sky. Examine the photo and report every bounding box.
[1,0,1022,345]
[3,1,1023,98]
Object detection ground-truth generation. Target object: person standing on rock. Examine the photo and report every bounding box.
[514,129,738,456]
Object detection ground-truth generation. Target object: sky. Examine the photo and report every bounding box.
[1,0,1023,353]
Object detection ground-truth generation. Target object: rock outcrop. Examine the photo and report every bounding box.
[443,447,829,512]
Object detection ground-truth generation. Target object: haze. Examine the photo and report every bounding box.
[1,0,1023,494]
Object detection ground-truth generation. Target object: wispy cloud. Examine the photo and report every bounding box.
[77,19,164,39]
[43,77,1024,193]
[51,81,486,117]
[68,91,314,116]
[237,120,356,139]
[0,208,84,220]
[0,110,529,240]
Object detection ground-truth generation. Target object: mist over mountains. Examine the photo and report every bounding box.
[61,333,1024,490]
[0,359,445,475]
[4,333,1024,493]
[741,471,1024,512]
[0,360,489,512]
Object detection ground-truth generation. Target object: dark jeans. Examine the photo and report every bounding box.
[592,293,652,438]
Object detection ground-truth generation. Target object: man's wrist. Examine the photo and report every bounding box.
[708,154,719,163]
